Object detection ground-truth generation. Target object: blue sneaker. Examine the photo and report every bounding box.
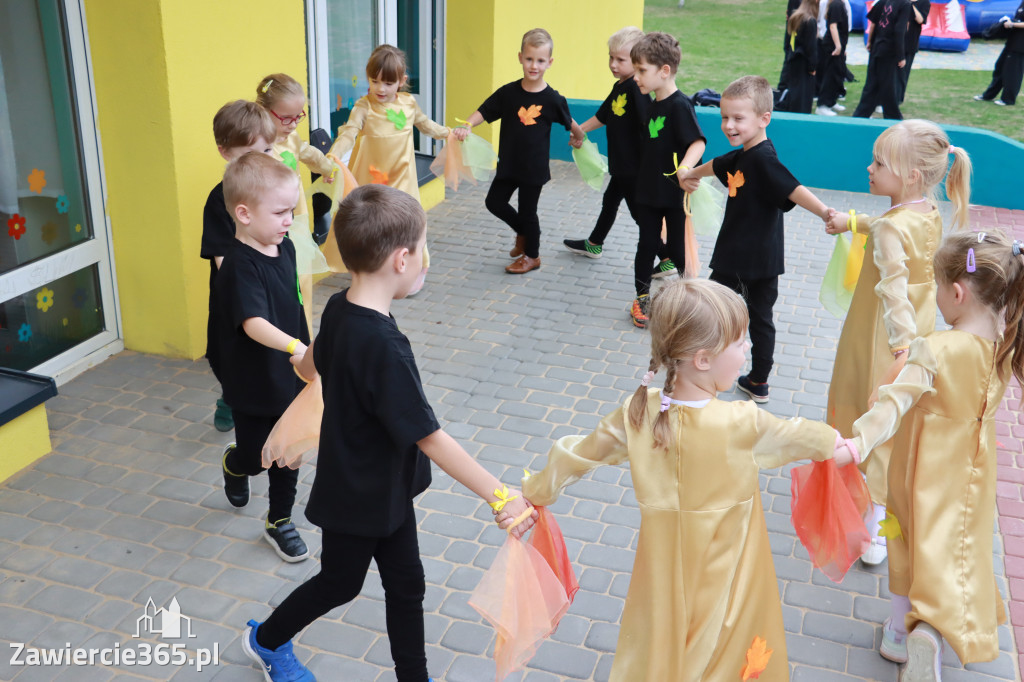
[242,620,314,682]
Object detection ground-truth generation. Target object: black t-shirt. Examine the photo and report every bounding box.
[789,16,819,69]
[710,139,800,279]
[905,0,931,53]
[214,238,309,415]
[635,90,705,208]
[200,182,236,373]
[824,0,851,52]
[306,291,437,536]
[595,78,650,178]
[478,80,574,185]
[867,0,911,60]
[1008,1,1024,53]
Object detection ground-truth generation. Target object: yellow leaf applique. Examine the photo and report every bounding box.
[610,93,627,117]
[727,170,746,197]
[369,165,390,185]
[741,636,773,680]
[878,511,902,540]
[518,104,543,126]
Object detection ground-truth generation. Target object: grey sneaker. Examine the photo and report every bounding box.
[880,617,908,663]
[901,622,942,682]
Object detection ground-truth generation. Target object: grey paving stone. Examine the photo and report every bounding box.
[26,584,103,620]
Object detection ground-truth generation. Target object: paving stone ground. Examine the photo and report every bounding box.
[1,164,1020,681]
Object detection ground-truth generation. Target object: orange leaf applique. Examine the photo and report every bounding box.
[727,170,745,198]
[369,165,390,185]
[740,636,773,680]
[518,104,543,126]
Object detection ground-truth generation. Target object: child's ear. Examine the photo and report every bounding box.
[234,203,251,226]
[659,64,671,79]
[952,281,968,304]
[217,146,232,162]
[393,246,411,273]
[760,111,772,129]
[693,349,712,371]
[907,168,923,188]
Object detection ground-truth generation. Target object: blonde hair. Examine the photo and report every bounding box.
[222,151,298,213]
[788,0,820,34]
[872,120,973,230]
[521,28,554,54]
[628,279,749,449]
[608,26,644,54]
[366,44,408,84]
[630,31,681,75]
[333,185,426,273]
[722,75,774,116]
[255,73,305,111]
[934,230,1024,384]
[213,100,276,150]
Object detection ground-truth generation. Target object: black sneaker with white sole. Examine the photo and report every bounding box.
[265,519,309,562]
[737,375,770,403]
[222,443,249,507]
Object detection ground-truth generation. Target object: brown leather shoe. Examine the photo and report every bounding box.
[505,255,541,274]
[509,235,525,258]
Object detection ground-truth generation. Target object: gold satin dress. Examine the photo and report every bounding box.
[826,207,942,503]
[523,390,837,682]
[851,332,1009,663]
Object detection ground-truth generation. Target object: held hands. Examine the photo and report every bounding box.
[569,129,585,149]
[452,125,470,142]
[833,431,858,467]
[679,169,701,193]
[492,490,539,538]
[825,209,850,235]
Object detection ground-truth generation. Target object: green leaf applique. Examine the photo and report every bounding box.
[648,116,666,139]
[279,150,297,171]
[385,108,407,130]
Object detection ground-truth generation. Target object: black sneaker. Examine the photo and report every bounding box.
[737,375,770,404]
[214,397,234,432]
[222,444,249,507]
[652,258,677,279]
[265,518,309,562]
[563,238,603,259]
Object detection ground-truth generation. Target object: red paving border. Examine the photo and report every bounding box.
[973,205,1024,675]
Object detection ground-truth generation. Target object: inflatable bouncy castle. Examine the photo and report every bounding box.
[852,0,1019,39]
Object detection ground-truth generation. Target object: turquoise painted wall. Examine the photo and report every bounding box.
[554,99,1024,210]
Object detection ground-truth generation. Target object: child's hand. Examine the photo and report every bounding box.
[452,126,470,142]
[825,211,850,235]
[832,431,859,467]
[832,46,841,56]
[323,172,335,185]
[680,173,701,193]
[493,493,538,538]
[569,130,585,149]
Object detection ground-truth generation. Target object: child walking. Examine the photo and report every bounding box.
[327,45,451,294]
[242,185,535,682]
[825,120,972,565]
[519,278,854,681]
[454,28,585,275]
[852,0,911,119]
[844,230,1024,679]
[214,152,311,563]
[201,100,277,433]
[626,32,706,328]
[816,0,850,115]
[562,26,673,276]
[681,76,830,403]
[785,0,820,114]
[974,1,1024,106]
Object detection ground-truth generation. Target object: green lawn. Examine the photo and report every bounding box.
[644,0,1024,142]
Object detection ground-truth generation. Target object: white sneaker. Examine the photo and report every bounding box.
[875,105,884,114]
[816,106,838,116]
[901,622,942,682]
[832,103,846,112]
[880,618,908,663]
[861,538,888,565]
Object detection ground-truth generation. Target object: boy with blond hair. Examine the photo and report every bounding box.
[455,28,584,274]
[215,152,310,563]
[681,76,830,403]
[202,100,276,432]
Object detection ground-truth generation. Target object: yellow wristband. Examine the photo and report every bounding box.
[286,338,301,355]
[848,210,858,235]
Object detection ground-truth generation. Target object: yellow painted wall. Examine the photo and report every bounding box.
[0,405,51,484]
[85,0,309,359]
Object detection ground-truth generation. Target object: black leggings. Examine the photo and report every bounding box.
[710,272,779,384]
[486,179,543,258]
[257,503,427,681]
[227,411,298,523]
[633,204,686,297]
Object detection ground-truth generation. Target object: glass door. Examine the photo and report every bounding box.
[0,0,119,383]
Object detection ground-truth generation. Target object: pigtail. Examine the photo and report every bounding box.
[651,361,678,450]
[1000,243,1024,384]
[628,359,660,432]
[945,145,973,231]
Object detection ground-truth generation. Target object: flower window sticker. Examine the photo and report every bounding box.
[28,169,46,194]
[55,195,69,214]
[36,287,55,312]
[74,223,82,233]
[17,323,32,343]
[71,287,87,309]
[7,214,26,240]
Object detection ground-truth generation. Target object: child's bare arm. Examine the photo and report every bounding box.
[830,24,842,55]
[680,159,715,192]
[241,317,307,356]
[676,139,708,187]
[569,120,585,148]
[289,339,317,381]
[826,210,871,234]
[579,116,603,135]
[452,111,485,141]
[789,185,830,222]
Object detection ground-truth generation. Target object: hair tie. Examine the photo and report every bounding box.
[261,79,273,94]
[948,145,955,154]
[640,370,656,387]
[966,248,976,273]
[1013,240,1022,257]
[660,394,672,413]
[978,231,987,243]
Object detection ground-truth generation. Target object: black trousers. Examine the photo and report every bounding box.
[227,411,298,523]
[709,272,779,384]
[982,46,1024,105]
[634,203,686,297]
[818,52,847,108]
[778,31,794,90]
[853,51,902,119]
[589,174,638,244]
[258,502,428,681]
[896,49,918,103]
[486,178,543,258]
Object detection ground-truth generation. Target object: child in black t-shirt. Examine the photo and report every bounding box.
[682,76,830,404]
[852,0,911,119]
[200,101,277,433]
[627,32,706,329]
[241,184,536,682]
[214,152,310,563]
[454,28,584,275]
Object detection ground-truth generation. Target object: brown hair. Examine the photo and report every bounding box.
[872,120,972,230]
[213,100,276,150]
[630,31,681,75]
[788,0,820,35]
[222,151,298,213]
[934,230,1024,384]
[255,73,306,110]
[521,28,554,54]
[628,279,749,449]
[333,185,426,273]
[608,26,644,54]
[366,44,408,84]
[722,75,775,116]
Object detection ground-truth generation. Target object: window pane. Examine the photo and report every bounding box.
[0,264,105,371]
[325,1,377,136]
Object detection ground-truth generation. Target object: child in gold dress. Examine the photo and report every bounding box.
[824,120,972,565]
[519,279,854,681]
[844,231,1024,679]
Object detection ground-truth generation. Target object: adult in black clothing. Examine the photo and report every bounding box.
[785,0,821,113]
[853,0,911,119]
[778,0,804,91]
[897,0,931,103]
[976,1,1024,105]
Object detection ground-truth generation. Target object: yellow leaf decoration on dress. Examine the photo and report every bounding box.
[369,165,390,185]
[740,636,773,680]
[878,511,902,540]
[488,485,519,511]
[610,93,627,117]
[518,104,543,126]
[727,170,746,197]
[28,169,46,194]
